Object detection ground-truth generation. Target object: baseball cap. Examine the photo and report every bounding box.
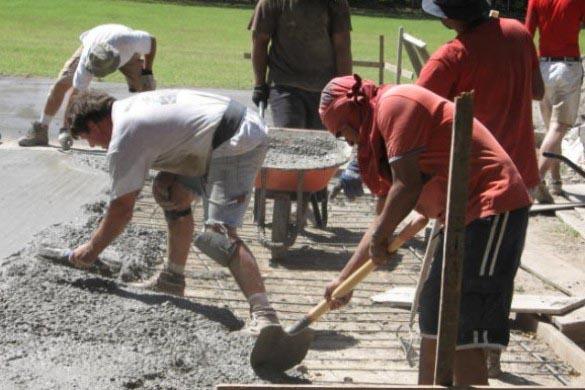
[422,0,490,22]
[84,43,120,77]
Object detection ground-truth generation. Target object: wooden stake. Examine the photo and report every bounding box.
[396,27,404,84]
[378,35,385,84]
[433,91,474,385]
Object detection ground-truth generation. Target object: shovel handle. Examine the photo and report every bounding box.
[299,217,428,328]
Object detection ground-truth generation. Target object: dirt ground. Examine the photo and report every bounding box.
[0,76,583,388]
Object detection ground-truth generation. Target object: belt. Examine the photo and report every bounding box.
[212,99,246,150]
[540,56,580,62]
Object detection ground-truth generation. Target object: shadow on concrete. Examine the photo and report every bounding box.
[310,329,359,351]
[269,246,405,272]
[67,277,244,331]
[495,372,540,386]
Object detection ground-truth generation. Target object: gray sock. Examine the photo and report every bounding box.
[248,292,271,312]
[166,262,185,275]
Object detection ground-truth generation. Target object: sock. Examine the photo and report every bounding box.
[166,262,185,275]
[40,113,53,127]
[248,292,271,311]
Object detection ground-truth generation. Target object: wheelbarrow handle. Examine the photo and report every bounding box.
[543,152,585,179]
[286,216,428,334]
[259,101,266,119]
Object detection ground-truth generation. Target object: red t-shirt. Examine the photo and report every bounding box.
[417,17,540,189]
[525,0,585,57]
[375,85,531,224]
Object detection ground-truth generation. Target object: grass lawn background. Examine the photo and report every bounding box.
[1,0,581,90]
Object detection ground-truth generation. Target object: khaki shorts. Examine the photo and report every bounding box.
[540,60,583,127]
[57,46,150,93]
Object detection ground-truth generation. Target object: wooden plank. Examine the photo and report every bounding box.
[384,63,414,80]
[555,209,585,240]
[402,32,427,49]
[553,306,585,342]
[535,319,585,376]
[529,202,585,214]
[520,239,585,295]
[434,91,474,385]
[371,287,585,315]
[403,42,423,76]
[216,385,581,389]
[563,184,585,203]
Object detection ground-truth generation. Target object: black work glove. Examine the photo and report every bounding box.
[252,84,270,107]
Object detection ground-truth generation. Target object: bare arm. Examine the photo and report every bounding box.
[144,36,157,71]
[62,87,79,128]
[332,30,352,76]
[251,31,270,86]
[70,191,138,265]
[370,154,424,262]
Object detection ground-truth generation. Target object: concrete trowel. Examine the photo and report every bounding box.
[250,217,427,372]
[37,246,120,278]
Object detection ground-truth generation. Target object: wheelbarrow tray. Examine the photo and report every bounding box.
[255,127,352,192]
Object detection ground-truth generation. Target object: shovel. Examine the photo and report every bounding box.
[250,216,428,372]
[37,246,121,278]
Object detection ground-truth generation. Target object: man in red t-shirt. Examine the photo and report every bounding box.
[417,0,543,197]
[319,75,531,385]
[525,0,585,201]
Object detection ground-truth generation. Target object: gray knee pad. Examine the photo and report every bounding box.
[164,208,192,222]
[194,230,241,267]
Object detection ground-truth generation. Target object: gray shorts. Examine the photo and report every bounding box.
[177,142,267,228]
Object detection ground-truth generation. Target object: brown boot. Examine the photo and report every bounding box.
[129,269,185,296]
[19,121,48,147]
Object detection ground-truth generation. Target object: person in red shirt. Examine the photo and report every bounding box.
[525,0,585,201]
[319,75,531,385]
[417,0,543,196]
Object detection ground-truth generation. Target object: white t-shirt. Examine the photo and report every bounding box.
[107,89,267,200]
[73,24,152,90]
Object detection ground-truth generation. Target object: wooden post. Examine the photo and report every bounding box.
[378,35,385,85]
[396,27,404,84]
[433,91,474,386]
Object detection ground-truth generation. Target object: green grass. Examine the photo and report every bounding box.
[0,0,457,88]
[6,0,578,90]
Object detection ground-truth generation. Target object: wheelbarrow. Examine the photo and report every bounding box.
[254,127,351,259]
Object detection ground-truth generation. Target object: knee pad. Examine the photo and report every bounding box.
[163,207,192,222]
[194,229,241,267]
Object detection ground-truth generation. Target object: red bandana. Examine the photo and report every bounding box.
[319,74,391,195]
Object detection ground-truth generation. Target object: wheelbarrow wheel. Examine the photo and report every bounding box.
[271,195,291,260]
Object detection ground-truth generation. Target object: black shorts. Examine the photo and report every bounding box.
[269,85,324,130]
[419,207,529,350]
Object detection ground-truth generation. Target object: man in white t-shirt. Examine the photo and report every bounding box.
[65,89,280,335]
[19,24,157,148]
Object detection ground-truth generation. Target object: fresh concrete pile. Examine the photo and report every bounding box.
[0,201,303,389]
[264,128,348,170]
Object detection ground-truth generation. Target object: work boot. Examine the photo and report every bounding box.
[531,181,554,204]
[487,350,503,378]
[58,127,74,150]
[550,180,563,196]
[246,307,281,336]
[129,269,185,296]
[18,121,48,147]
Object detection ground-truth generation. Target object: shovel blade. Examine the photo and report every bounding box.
[250,325,314,372]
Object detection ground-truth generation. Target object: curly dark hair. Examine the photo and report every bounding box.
[67,89,116,139]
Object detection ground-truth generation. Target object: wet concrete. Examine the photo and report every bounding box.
[264,129,350,170]
[0,196,304,388]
